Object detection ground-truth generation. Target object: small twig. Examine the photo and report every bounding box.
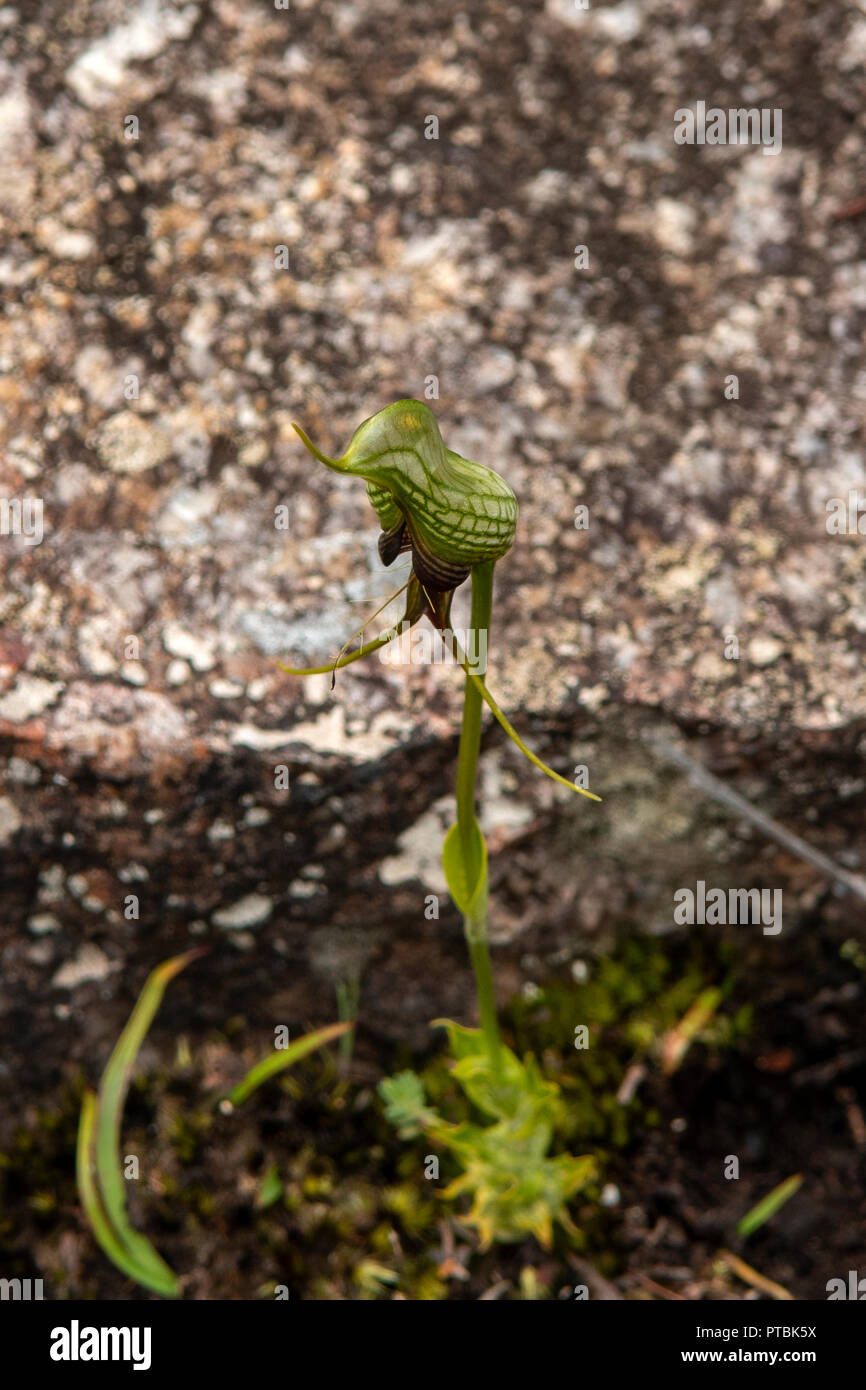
[716,1249,793,1301]
[643,730,866,906]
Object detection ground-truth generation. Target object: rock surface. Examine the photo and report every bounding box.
[1,0,865,1113]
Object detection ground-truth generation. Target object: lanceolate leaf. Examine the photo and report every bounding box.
[76,1089,176,1297]
[77,949,204,1297]
[78,948,351,1296]
[442,817,488,918]
[221,1021,353,1109]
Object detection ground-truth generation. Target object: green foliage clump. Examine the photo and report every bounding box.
[381,1021,595,1249]
[381,936,750,1250]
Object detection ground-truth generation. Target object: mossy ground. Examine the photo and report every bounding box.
[1,930,860,1300]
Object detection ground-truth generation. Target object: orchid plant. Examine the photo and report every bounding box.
[283,400,601,1247]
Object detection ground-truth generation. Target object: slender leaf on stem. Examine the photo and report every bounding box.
[220,1021,353,1110]
[736,1174,803,1240]
[442,818,488,918]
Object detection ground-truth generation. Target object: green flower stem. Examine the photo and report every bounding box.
[455,562,492,863]
[455,561,502,1072]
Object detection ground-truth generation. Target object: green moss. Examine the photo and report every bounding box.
[382,1181,437,1234]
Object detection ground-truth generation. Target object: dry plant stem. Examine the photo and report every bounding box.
[455,560,502,1072]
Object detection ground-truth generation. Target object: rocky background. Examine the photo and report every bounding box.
[1,0,865,1298]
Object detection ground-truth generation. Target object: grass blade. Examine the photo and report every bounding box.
[717,1249,794,1300]
[76,1090,175,1295]
[77,948,204,1297]
[221,1021,353,1109]
[737,1174,803,1240]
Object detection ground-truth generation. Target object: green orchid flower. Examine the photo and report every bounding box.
[281,398,600,805]
[292,398,518,632]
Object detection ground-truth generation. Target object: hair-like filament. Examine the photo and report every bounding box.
[278,579,409,688]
